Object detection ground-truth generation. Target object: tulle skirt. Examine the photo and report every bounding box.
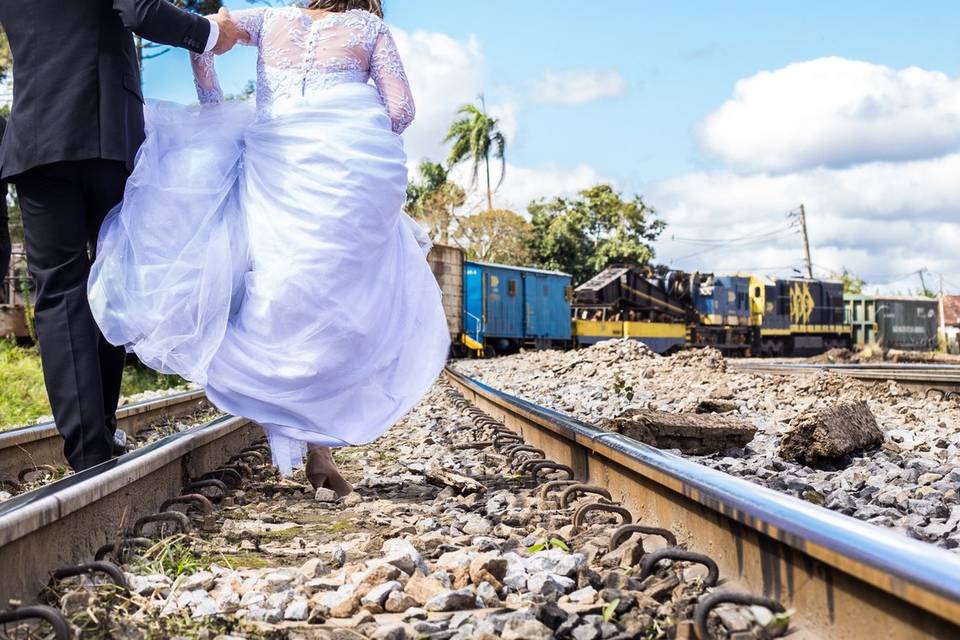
[89,83,450,473]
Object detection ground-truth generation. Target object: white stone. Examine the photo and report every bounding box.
[315,487,338,502]
[382,538,427,575]
[263,571,295,592]
[567,586,597,604]
[284,598,310,621]
[361,580,403,608]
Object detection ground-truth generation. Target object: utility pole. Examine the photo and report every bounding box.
[789,204,814,278]
[939,273,947,351]
[918,268,929,296]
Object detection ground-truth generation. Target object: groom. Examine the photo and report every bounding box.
[0,1,244,470]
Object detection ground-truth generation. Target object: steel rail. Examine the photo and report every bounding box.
[730,361,960,392]
[445,367,960,639]
[0,389,209,482]
[0,414,262,605]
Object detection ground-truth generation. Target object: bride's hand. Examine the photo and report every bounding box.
[211,8,248,55]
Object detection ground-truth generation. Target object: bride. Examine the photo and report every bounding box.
[88,0,450,496]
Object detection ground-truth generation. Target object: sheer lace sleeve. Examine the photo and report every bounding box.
[190,9,267,105]
[370,24,415,134]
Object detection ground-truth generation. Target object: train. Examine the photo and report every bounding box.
[0,242,940,357]
[425,245,940,357]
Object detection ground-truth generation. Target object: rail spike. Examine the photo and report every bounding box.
[133,511,193,538]
[693,591,786,639]
[639,547,720,587]
[610,523,678,549]
[0,605,71,640]
[559,484,613,508]
[571,502,632,533]
[50,561,130,594]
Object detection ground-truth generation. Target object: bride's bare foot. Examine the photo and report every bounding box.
[306,445,353,497]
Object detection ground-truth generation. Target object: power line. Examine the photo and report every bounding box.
[670,228,798,263]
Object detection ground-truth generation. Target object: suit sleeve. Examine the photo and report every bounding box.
[112,0,212,54]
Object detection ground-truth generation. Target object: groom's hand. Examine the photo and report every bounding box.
[211,8,247,55]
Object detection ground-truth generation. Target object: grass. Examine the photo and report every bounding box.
[0,340,188,431]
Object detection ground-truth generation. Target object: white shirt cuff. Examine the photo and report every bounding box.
[204,17,220,53]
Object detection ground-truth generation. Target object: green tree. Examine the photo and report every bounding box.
[833,268,865,295]
[444,96,506,212]
[527,184,665,284]
[459,209,533,265]
[0,28,11,83]
[405,161,465,245]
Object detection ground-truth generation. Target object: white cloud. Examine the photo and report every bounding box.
[531,69,627,105]
[652,153,960,290]
[652,57,960,293]
[393,26,604,216]
[391,27,485,164]
[700,57,960,172]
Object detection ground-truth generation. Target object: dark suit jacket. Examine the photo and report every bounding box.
[0,0,212,179]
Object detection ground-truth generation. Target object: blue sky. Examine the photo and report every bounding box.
[145,1,959,188]
[143,1,960,291]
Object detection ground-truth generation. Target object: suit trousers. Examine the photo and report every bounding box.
[0,199,9,302]
[13,160,128,470]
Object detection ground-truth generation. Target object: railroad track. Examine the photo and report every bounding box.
[4,371,960,638]
[729,361,960,395]
[0,411,264,612]
[444,367,960,639]
[0,389,211,493]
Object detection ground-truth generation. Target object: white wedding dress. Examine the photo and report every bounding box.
[88,7,450,473]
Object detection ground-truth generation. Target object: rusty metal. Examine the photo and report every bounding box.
[538,480,579,503]
[445,367,960,638]
[610,524,678,549]
[694,591,786,639]
[197,467,243,490]
[182,478,229,501]
[159,493,215,514]
[526,460,575,480]
[218,462,252,479]
[639,547,720,587]
[493,434,523,450]
[501,442,528,457]
[452,441,494,450]
[230,450,265,466]
[0,415,262,605]
[572,502,632,532]
[17,464,59,484]
[132,511,193,537]
[51,561,130,593]
[559,484,613,508]
[94,537,153,562]
[0,605,71,639]
[507,445,545,465]
[0,389,209,482]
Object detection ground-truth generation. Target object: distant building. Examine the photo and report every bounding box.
[942,295,960,353]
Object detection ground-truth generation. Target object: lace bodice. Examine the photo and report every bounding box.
[191,8,414,133]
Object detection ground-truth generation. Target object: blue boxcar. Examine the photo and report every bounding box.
[463,261,572,353]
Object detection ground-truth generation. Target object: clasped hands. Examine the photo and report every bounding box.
[211,7,248,55]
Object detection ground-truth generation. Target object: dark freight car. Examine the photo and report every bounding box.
[845,295,939,351]
[877,297,938,350]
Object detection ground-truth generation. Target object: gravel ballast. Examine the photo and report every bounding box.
[455,340,960,551]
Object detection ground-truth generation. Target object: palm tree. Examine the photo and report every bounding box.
[444,95,506,212]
